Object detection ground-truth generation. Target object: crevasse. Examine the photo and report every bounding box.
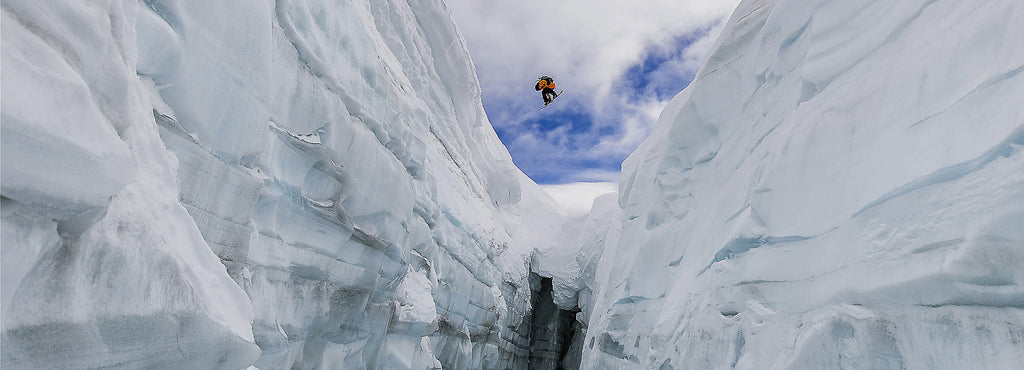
[4,0,1023,369]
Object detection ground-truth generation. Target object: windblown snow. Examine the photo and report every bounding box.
[2,0,1023,369]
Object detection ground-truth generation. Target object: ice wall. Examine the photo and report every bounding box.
[580,0,1024,368]
[2,0,568,368]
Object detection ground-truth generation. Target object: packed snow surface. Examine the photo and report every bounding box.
[2,0,570,368]
[577,0,1024,368]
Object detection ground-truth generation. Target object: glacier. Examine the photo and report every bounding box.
[2,0,576,368]
[3,0,1023,369]
[576,0,1024,368]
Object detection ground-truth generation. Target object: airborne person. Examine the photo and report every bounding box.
[535,75,561,107]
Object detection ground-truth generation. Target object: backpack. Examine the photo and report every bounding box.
[536,76,555,90]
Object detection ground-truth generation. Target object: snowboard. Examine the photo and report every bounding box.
[539,90,564,111]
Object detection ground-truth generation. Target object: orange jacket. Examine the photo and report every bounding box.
[536,79,556,90]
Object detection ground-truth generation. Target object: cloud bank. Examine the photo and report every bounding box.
[448,0,741,184]
[541,182,618,218]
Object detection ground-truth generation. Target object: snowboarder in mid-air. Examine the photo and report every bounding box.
[535,75,562,109]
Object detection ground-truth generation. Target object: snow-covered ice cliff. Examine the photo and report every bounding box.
[578,0,1024,368]
[2,0,571,368]
[5,0,1024,368]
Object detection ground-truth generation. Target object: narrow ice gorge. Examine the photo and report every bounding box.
[577,0,1024,368]
[2,0,576,368]
[4,0,1024,368]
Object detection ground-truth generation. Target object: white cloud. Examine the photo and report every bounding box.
[566,168,622,183]
[448,0,738,104]
[588,95,669,158]
[541,182,618,218]
[447,0,741,183]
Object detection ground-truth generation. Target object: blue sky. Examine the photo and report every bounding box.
[447,1,741,185]
[492,31,718,183]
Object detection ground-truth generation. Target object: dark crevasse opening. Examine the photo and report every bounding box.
[528,273,583,370]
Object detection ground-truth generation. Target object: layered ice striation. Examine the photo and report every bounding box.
[2,0,572,368]
[577,0,1024,368]
[7,0,1021,368]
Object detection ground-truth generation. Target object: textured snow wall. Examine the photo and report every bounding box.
[580,0,1024,368]
[1,0,569,368]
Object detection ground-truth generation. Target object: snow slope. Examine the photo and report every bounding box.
[578,0,1024,368]
[2,0,569,368]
